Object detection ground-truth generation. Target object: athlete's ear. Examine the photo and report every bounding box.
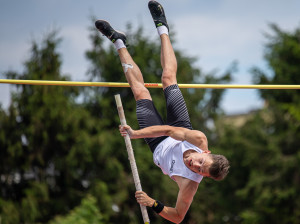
[203,150,211,154]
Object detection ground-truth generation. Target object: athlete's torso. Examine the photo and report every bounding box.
[153,137,203,183]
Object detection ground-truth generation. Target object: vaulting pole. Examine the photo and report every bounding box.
[114,94,150,224]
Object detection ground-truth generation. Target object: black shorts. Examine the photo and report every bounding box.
[136,84,192,152]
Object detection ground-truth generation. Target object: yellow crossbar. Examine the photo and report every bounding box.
[1,79,300,89]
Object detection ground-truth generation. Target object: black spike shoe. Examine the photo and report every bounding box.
[95,20,127,44]
[148,1,169,31]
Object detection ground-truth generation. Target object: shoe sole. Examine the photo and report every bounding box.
[95,20,126,43]
[148,1,169,30]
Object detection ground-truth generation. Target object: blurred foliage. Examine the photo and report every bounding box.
[212,24,300,224]
[49,195,106,224]
[0,21,299,224]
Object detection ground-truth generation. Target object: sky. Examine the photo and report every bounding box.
[0,0,299,114]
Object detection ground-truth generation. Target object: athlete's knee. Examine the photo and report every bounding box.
[162,70,177,87]
[132,85,151,101]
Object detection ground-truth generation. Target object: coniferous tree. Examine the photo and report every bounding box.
[212,24,300,224]
[0,31,103,223]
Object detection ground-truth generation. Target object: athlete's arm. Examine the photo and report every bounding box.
[135,177,199,223]
[119,125,209,152]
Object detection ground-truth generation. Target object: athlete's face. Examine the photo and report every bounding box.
[185,152,213,177]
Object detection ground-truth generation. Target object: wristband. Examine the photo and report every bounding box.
[152,200,164,214]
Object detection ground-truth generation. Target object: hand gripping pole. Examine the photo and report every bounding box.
[115,94,150,224]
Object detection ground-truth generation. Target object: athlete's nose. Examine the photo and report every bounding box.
[194,161,201,169]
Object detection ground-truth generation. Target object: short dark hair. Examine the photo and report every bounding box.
[208,154,230,181]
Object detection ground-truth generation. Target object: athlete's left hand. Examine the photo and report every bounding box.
[135,191,155,207]
[119,125,135,138]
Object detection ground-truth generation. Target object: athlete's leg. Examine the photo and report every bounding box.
[160,34,177,89]
[117,48,151,101]
[148,1,192,129]
[95,19,166,152]
[95,20,151,101]
[148,1,177,89]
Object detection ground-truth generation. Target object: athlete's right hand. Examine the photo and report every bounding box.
[119,125,136,139]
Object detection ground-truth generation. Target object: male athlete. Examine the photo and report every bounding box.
[95,1,230,223]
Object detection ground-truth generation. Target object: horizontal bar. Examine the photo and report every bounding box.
[1,79,300,89]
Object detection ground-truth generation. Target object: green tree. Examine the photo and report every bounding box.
[0,31,101,223]
[247,24,300,223]
[212,24,300,224]
[49,195,106,224]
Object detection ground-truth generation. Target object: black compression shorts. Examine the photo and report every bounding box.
[136,84,193,152]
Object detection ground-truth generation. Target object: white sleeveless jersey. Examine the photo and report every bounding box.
[153,137,203,183]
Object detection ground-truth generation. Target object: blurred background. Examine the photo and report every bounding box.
[0,0,300,223]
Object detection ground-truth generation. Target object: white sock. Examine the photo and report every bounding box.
[157,26,169,36]
[114,39,126,50]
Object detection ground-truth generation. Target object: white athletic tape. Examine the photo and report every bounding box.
[122,63,133,73]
